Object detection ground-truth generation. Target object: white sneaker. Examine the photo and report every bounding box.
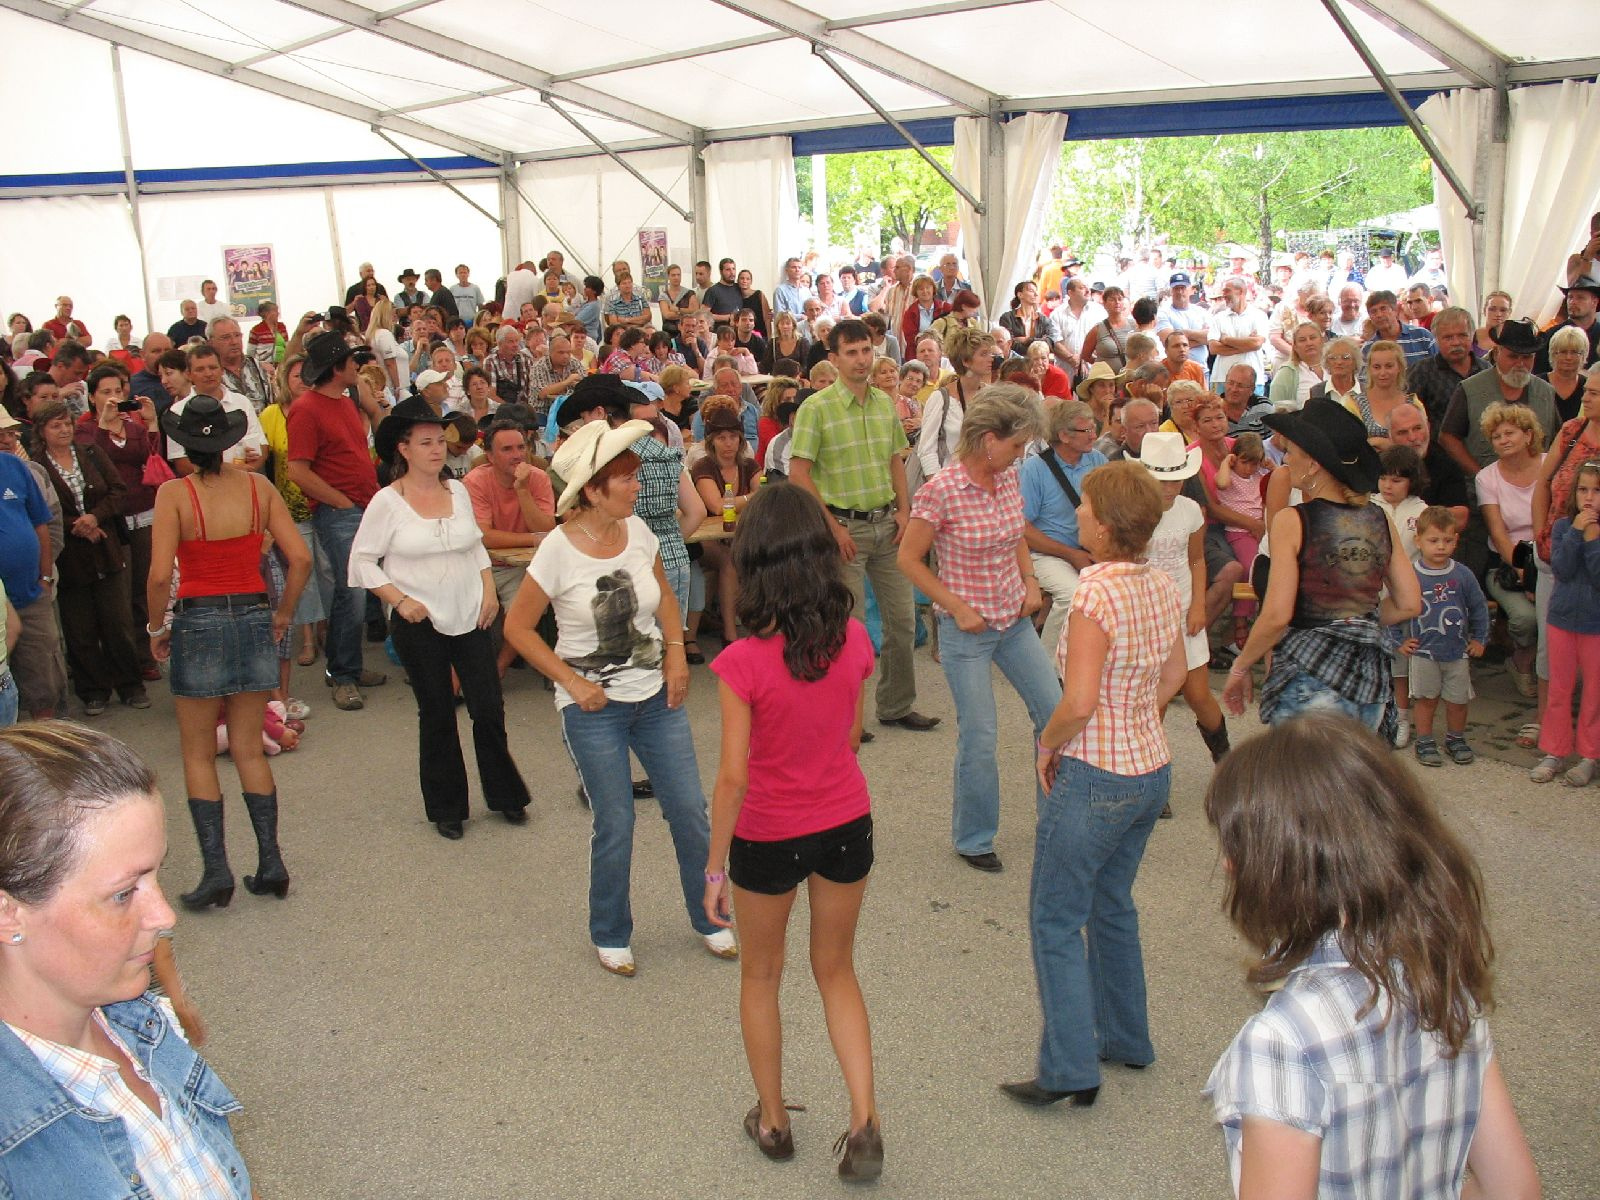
[703,929,739,960]
[1563,757,1597,787]
[595,945,635,976]
[1530,756,1561,784]
[1393,713,1412,749]
[285,698,312,721]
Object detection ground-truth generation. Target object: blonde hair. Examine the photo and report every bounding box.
[809,360,838,387]
[365,299,396,342]
[944,325,995,374]
[762,375,800,420]
[1366,340,1408,391]
[658,364,694,393]
[1288,322,1324,368]
[1548,325,1590,358]
[1479,400,1545,450]
[1166,378,1205,405]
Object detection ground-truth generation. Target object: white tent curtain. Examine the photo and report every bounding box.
[1421,80,1600,324]
[953,112,1069,313]
[703,137,800,296]
[1416,88,1484,318]
[0,196,146,344]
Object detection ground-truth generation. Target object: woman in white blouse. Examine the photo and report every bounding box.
[351,396,530,840]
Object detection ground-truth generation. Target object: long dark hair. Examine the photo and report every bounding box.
[1205,714,1493,1055]
[732,483,853,682]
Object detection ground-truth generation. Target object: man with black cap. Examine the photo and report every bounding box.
[1439,318,1557,476]
[1155,272,1210,368]
[286,331,387,711]
[394,268,427,311]
[1534,273,1600,374]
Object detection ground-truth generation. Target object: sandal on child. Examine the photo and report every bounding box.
[1529,755,1561,784]
[1515,722,1541,749]
[1563,757,1597,787]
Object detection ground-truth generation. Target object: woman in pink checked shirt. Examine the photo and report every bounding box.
[898,384,1060,875]
[1001,460,1188,1110]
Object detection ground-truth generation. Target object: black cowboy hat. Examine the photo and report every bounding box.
[373,395,477,464]
[1559,272,1600,297]
[1263,397,1382,495]
[161,394,247,454]
[397,268,420,283]
[1489,317,1541,355]
[302,331,357,385]
[554,372,633,428]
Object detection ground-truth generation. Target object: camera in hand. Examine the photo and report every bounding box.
[117,398,142,412]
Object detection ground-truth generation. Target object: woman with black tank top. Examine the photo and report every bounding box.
[1220,399,1420,735]
[148,396,310,912]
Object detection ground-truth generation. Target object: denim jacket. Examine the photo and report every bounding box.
[0,993,251,1200]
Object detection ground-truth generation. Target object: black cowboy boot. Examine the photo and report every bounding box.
[240,791,290,898]
[1198,717,1232,764]
[180,799,234,911]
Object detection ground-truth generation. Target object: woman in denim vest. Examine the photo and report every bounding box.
[0,722,252,1199]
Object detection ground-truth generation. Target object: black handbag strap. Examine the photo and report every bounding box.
[1040,448,1081,509]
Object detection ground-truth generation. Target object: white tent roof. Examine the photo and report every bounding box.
[3,0,1598,183]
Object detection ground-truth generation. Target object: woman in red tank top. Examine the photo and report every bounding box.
[147,395,311,912]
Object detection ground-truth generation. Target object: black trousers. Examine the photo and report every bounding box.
[389,617,530,823]
[58,569,141,704]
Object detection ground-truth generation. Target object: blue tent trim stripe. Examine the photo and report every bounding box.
[788,89,1438,155]
[0,156,497,191]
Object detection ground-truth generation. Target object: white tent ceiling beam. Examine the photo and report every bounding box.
[233,28,347,69]
[387,85,522,115]
[709,0,995,116]
[547,34,790,85]
[503,175,593,278]
[0,0,501,162]
[1320,0,1480,219]
[111,43,155,334]
[542,97,694,223]
[825,0,1035,32]
[813,47,984,211]
[1341,0,1509,89]
[272,0,699,144]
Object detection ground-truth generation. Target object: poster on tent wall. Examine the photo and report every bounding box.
[223,245,276,318]
[637,228,668,300]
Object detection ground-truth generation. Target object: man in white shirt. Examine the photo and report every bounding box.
[1331,283,1366,338]
[195,279,231,326]
[1363,248,1409,295]
[1155,272,1210,367]
[1047,277,1105,377]
[169,344,266,475]
[1208,277,1269,391]
[449,264,484,325]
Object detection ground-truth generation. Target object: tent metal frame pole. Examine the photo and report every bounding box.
[812,46,984,213]
[324,189,345,303]
[543,96,693,223]
[109,43,154,334]
[504,174,594,278]
[371,128,502,227]
[499,163,521,277]
[689,135,709,268]
[1319,0,1481,220]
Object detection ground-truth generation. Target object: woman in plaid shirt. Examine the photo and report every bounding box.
[1002,461,1188,1109]
[898,384,1060,873]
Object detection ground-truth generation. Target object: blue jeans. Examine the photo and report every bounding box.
[312,504,369,685]
[0,670,17,728]
[1270,668,1384,731]
[1030,756,1170,1091]
[939,614,1061,856]
[560,685,717,946]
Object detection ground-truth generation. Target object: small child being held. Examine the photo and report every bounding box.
[1213,432,1268,640]
[1372,445,1429,745]
[1397,505,1489,768]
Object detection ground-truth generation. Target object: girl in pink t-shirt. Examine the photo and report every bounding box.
[705,483,883,1182]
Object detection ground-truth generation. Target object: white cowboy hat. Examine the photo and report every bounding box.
[552,418,652,515]
[1130,430,1201,480]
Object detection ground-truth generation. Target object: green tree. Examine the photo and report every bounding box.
[1042,128,1431,270]
[824,147,959,255]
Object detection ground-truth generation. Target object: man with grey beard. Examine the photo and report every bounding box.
[1438,318,1557,475]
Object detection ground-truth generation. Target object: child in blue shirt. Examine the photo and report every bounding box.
[1531,461,1600,786]
[1397,506,1489,767]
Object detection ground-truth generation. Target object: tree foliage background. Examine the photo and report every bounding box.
[810,128,1430,260]
[1041,128,1432,262]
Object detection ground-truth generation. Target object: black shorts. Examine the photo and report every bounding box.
[729,814,874,896]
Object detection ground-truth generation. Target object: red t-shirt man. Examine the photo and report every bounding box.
[286,388,377,511]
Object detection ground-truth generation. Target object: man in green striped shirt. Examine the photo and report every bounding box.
[789,319,941,733]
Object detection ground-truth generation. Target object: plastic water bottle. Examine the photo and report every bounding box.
[722,481,737,532]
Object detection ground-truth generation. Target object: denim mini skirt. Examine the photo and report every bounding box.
[169,603,279,699]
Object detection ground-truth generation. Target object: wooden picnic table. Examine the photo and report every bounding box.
[686,517,735,543]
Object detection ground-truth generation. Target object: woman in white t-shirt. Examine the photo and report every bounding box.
[1476,402,1544,696]
[504,418,736,977]
[351,397,528,839]
[1132,432,1231,764]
